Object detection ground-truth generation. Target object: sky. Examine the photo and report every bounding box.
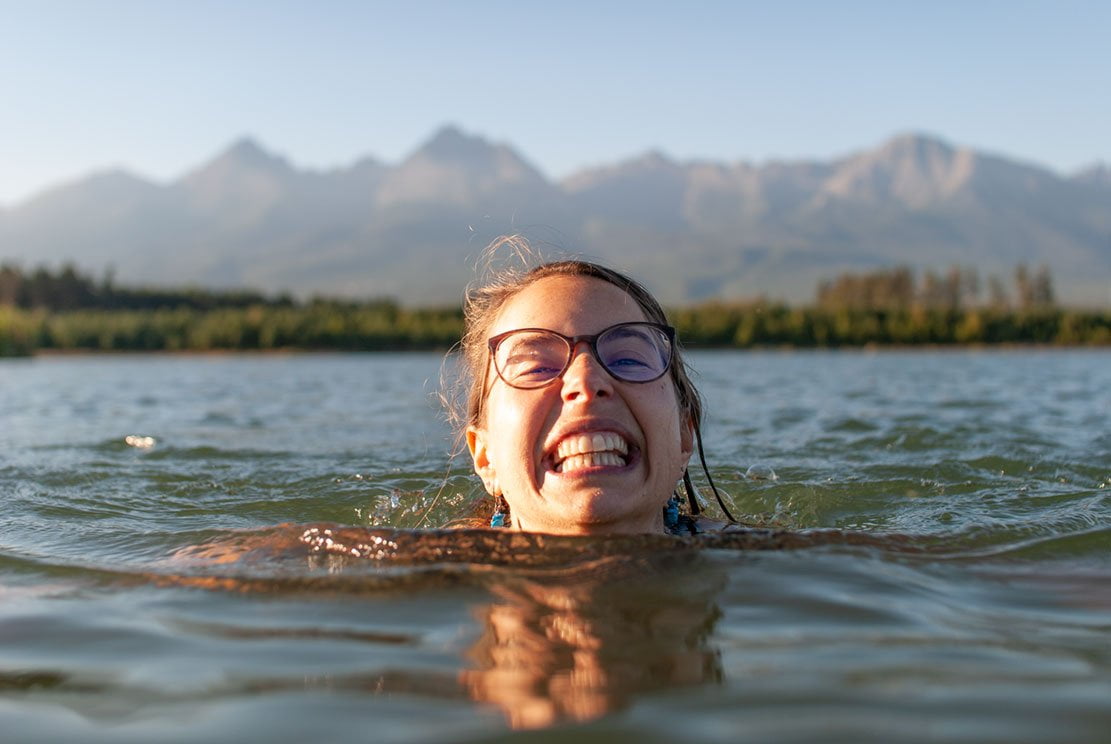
[1,0,1108,206]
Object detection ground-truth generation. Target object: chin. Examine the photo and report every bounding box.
[550,489,658,533]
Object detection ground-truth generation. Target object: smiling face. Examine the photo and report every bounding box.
[466,275,694,535]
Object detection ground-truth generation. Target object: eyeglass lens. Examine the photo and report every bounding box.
[494,323,672,388]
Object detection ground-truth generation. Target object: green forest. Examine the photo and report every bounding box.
[1,263,1107,356]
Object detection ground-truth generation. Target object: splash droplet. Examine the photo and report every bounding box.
[745,464,778,481]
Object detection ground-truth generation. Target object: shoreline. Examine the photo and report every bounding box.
[8,342,1109,360]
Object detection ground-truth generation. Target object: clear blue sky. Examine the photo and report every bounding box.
[1,0,1108,206]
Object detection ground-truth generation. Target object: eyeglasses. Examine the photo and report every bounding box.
[487,322,675,389]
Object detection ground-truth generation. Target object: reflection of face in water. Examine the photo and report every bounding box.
[461,554,725,729]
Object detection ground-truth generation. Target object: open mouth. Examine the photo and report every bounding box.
[550,431,631,474]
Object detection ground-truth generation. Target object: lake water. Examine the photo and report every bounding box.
[1,350,1109,742]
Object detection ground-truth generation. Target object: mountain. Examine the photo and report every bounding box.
[373,125,555,208]
[1072,163,1111,189]
[1,128,1108,306]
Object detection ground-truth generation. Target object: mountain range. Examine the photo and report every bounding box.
[1,126,1108,306]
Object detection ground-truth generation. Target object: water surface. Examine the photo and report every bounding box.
[1,350,1109,742]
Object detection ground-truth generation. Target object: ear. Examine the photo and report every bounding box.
[467,426,497,493]
[679,413,695,466]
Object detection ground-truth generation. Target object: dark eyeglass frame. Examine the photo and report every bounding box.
[487,321,676,389]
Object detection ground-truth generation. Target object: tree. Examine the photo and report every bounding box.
[1030,265,1055,307]
[1015,264,1033,309]
[987,274,1009,308]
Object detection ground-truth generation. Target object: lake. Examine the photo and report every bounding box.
[1,350,1109,742]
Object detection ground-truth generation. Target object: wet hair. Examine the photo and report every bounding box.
[444,235,734,526]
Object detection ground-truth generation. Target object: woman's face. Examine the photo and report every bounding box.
[467,275,694,535]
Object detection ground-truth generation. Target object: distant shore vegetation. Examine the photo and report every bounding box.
[0,263,1107,357]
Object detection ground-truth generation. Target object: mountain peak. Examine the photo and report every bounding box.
[215,137,291,172]
[633,149,679,168]
[884,131,953,148]
[178,137,297,211]
[413,125,501,164]
[374,125,550,207]
[877,132,957,162]
[1072,162,1111,187]
[561,149,683,194]
[815,131,975,206]
[13,167,157,213]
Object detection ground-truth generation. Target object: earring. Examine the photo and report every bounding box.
[490,493,509,528]
[664,494,680,531]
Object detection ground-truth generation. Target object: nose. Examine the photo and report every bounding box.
[560,342,614,402]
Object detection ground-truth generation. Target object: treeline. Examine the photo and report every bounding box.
[677,264,1105,347]
[672,303,1109,347]
[0,263,1108,356]
[816,264,1054,311]
[0,304,464,356]
[0,263,462,356]
[0,263,294,311]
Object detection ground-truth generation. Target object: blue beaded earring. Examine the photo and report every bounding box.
[490,494,509,528]
[664,495,680,531]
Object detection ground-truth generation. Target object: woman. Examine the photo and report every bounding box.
[449,239,736,535]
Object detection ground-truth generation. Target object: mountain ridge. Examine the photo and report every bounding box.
[1,127,1108,306]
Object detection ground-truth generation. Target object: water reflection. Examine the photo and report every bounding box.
[461,555,725,728]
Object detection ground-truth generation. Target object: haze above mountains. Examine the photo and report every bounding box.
[2,126,1108,306]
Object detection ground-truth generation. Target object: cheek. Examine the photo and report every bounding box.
[484,388,545,462]
[641,382,683,428]
[637,385,686,458]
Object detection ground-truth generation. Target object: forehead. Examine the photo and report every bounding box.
[491,275,649,337]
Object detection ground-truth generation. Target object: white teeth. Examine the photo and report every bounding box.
[557,452,626,473]
[555,432,628,461]
[553,432,630,473]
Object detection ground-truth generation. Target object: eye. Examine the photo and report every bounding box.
[497,333,567,383]
[600,333,660,365]
[597,325,670,379]
[515,358,563,378]
[605,346,654,368]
